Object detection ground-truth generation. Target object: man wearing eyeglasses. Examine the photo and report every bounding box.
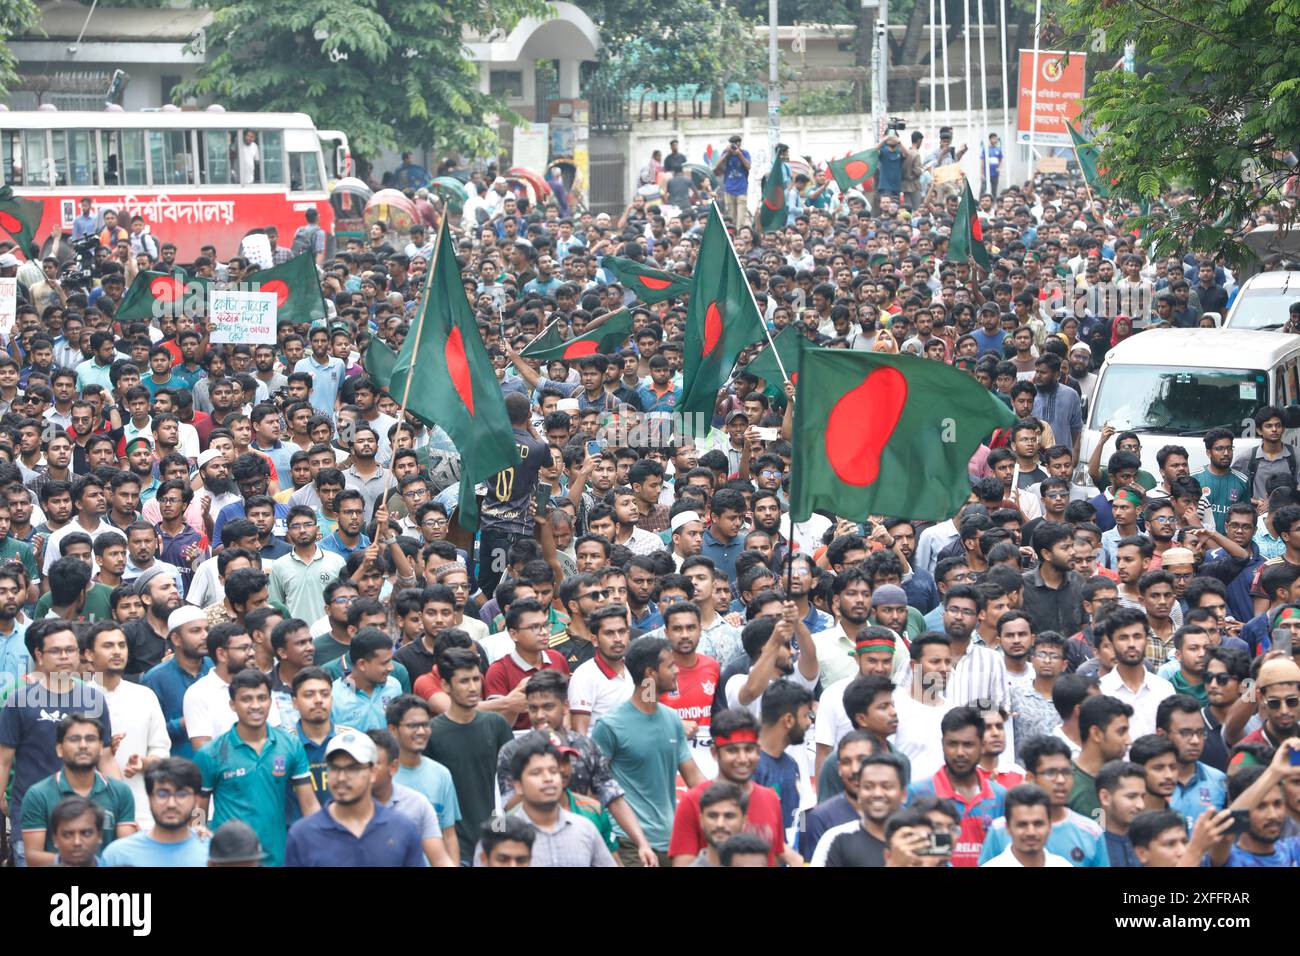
[484,599,570,731]
[1156,693,1227,825]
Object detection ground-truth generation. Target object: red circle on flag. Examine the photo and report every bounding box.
[763,194,782,212]
[0,211,22,235]
[702,302,723,357]
[445,325,474,416]
[563,340,599,360]
[844,160,870,180]
[260,279,290,307]
[638,275,672,291]
[150,275,184,302]
[825,365,907,487]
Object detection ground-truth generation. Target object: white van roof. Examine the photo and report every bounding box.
[1237,271,1300,292]
[1104,328,1300,369]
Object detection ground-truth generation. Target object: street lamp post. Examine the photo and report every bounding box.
[769,0,780,157]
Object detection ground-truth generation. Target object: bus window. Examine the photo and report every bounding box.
[259,130,284,184]
[201,130,236,184]
[148,129,195,185]
[288,150,322,193]
[1,130,20,183]
[51,130,99,187]
[100,130,147,185]
[23,131,51,186]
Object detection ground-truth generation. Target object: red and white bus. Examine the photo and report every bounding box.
[0,106,351,261]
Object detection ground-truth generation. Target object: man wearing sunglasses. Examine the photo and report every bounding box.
[1240,656,1300,751]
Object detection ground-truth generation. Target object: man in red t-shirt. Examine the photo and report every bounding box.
[668,708,794,866]
[658,602,721,749]
[483,598,569,730]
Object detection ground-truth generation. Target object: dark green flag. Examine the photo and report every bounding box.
[790,349,1014,522]
[116,271,211,322]
[0,185,44,255]
[600,256,692,303]
[389,220,519,532]
[521,310,634,363]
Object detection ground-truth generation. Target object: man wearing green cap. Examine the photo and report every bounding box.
[1101,488,1144,570]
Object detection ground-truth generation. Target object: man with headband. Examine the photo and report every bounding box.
[667,708,795,867]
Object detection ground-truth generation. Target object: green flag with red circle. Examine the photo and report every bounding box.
[828,148,880,193]
[116,270,212,322]
[789,348,1014,522]
[389,219,519,533]
[521,309,634,363]
[0,185,44,256]
[246,252,327,326]
[758,154,788,233]
[946,178,991,272]
[599,256,692,303]
[679,204,768,435]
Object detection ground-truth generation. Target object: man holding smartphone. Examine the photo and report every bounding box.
[712,135,752,227]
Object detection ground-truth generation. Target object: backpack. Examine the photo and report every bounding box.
[291,224,322,257]
[1245,447,1298,496]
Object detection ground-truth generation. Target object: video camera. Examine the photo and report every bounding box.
[59,234,102,291]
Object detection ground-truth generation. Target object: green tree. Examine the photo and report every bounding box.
[1064,0,1300,261]
[578,0,767,115]
[177,0,548,161]
[0,0,40,101]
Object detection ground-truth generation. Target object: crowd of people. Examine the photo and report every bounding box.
[1,122,1300,870]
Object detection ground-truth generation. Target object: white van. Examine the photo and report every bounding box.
[1223,270,1300,330]
[1079,328,1300,481]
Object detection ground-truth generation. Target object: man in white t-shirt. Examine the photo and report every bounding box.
[724,614,818,722]
[83,620,171,829]
[567,606,634,734]
[889,633,954,780]
[182,619,281,750]
[980,785,1072,867]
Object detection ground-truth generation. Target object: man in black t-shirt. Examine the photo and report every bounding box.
[476,393,549,597]
[663,139,687,175]
[809,753,907,866]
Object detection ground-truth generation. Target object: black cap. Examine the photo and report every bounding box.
[208,821,266,865]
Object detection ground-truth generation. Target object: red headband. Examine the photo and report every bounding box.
[714,729,759,747]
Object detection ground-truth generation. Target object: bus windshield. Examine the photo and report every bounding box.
[1089,365,1269,437]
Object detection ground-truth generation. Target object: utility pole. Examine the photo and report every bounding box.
[769,0,780,157]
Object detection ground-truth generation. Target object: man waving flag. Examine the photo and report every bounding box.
[946,178,991,271]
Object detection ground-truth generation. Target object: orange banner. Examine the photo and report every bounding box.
[1015,50,1086,146]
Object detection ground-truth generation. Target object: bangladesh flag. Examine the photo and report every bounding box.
[116,270,212,322]
[389,219,519,532]
[1067,121,1112,199]
[600,256,692,303]
[828,148,879,193]
[363,336,399,388]
[522,309,634,363]
[758,154,788,233]
[246,252,326,326]
[744,325,807,388]
[789,349,1014,522]
[679,204,768,434]
[946,179,990,272]
[0,185,44,255]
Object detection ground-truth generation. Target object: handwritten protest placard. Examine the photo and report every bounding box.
[210,290,277,345]
[0,278,16,337]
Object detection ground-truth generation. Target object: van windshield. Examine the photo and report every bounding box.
[1228,290,1295,330]
[1090,366,1269,437]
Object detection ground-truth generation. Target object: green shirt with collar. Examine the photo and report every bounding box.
[21,769,136,853]
[194,724,312,867]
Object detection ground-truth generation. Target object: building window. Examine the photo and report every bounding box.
[490,70,524,100]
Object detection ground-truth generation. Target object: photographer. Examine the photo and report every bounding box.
[712,134,752,227]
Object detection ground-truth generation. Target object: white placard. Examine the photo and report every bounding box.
[0,278,16,337]
[210,290,277,345]
[241,233,274,270]
[514,124,550,173]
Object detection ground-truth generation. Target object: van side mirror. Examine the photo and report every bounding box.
[1282,405,1300,429]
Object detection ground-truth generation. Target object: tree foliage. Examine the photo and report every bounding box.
[0,0,40,101]
[578,0,767,101]
[177,0,548,161]
[1063,0,1300,262]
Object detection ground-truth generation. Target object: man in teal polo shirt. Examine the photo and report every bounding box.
[195,669,319,866]
[331,628,402,732]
